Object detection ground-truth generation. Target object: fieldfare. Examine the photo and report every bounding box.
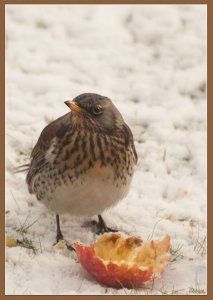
[26,93,137,248]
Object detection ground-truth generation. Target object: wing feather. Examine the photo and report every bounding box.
[26,112,72,193]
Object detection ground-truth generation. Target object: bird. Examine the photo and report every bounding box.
[25,93,137,248]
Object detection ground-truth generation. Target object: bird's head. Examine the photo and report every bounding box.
[65,93,125,134]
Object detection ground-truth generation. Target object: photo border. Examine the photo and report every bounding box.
[1,0,210,299]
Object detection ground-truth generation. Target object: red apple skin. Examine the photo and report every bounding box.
[74,243,154,289]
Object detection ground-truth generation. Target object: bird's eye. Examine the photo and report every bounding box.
[92,105,103,116]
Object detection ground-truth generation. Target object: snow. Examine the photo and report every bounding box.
[5,4,207,295]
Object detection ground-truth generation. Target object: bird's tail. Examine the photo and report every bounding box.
[13,163,30,174]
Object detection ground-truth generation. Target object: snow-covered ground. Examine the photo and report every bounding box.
[5,4,207,295]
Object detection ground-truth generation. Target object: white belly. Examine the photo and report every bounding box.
[43,164,132,216]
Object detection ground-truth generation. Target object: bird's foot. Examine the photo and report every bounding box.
[54,220,75,251]
[64,241,75,252]
[91,215,118,235]
[53,238,75,252]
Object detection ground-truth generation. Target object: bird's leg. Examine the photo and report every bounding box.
[55,214,75,251]
[56,214,64,242]
[95,214,118,234]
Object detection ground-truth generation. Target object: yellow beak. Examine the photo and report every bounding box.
[64,100,84,113]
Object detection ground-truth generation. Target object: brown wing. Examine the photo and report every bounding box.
[26,112,72,193]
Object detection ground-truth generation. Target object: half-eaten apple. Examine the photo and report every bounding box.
[74,233,171,289]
